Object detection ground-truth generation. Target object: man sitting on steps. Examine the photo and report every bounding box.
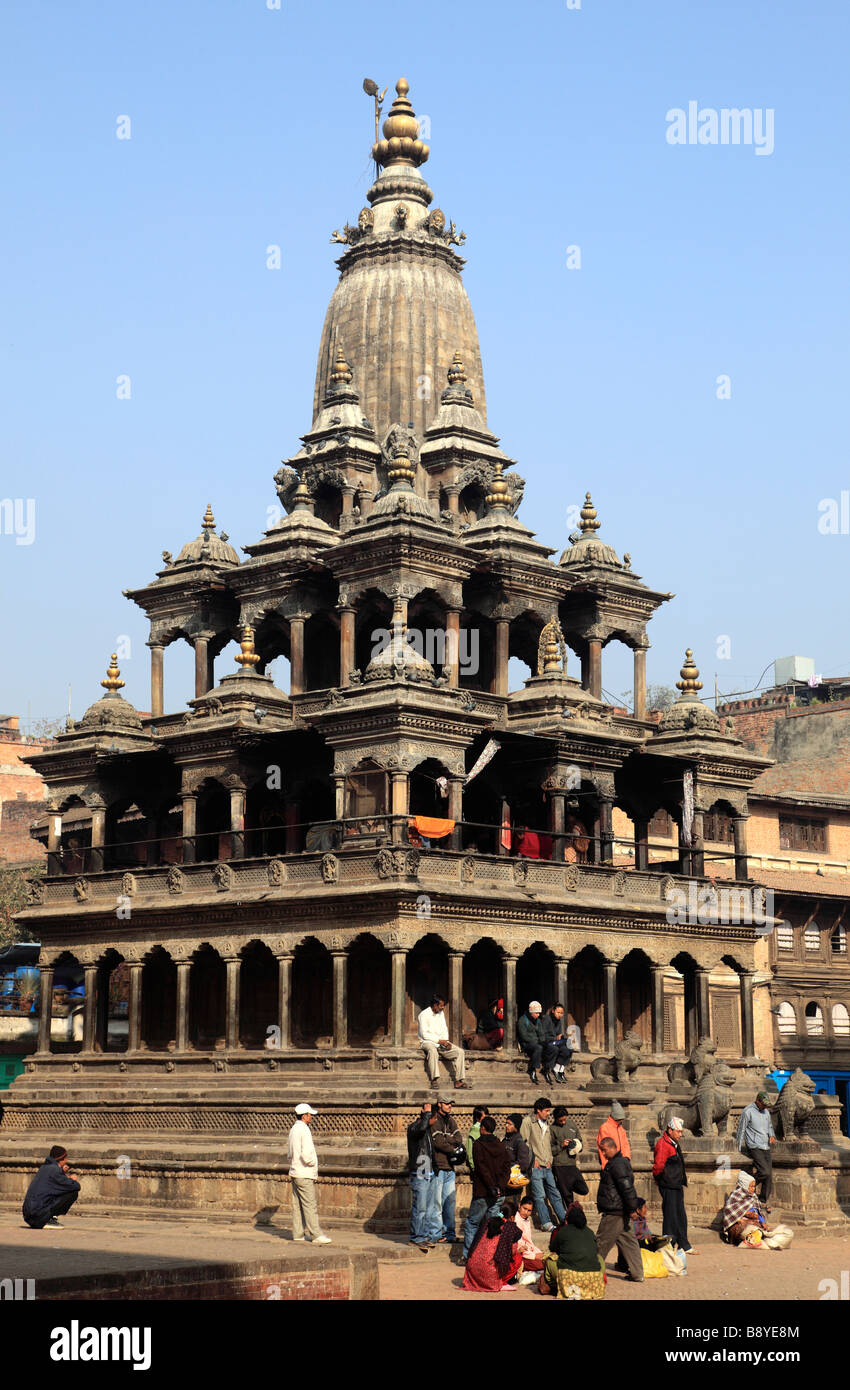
[418,995,470,1090]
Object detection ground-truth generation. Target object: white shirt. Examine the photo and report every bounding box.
[287,1119,319,1178]
[418,1006,449,1045]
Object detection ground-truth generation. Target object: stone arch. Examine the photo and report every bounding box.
[188,944,226,1050]
[409,755,453,821]
[568,944,605,1054]
[616,948,652,1046]
[193,777,230,863]
[670,951,701,1054]
[517,942,557,1017]
[291,937,332,1047]
[804,999,825,1037]
[354,588,394,675]
[49,951,84,1054]
[462,937,503,1037]
[408,588,449,679]
[93,947,128,1053]
[347,933,391,1045]
[141,945,177,1052]
[239,939,278,1050]
[775,1000,798,1038]
[304,610,340,691]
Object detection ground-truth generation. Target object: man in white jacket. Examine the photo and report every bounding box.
[287,1102,331,1244]
[418,995,469,1090]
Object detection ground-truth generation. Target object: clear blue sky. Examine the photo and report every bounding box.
[1,0,848,724]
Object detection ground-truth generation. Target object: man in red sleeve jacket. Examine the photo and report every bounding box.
[652,1117,695,1254]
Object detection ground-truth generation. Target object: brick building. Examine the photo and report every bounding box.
[0,717,49,866]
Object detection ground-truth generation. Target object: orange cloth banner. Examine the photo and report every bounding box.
[411,816,455,839]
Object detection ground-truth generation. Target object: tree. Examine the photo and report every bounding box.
[0,864,40,949]
[646,684,676,711]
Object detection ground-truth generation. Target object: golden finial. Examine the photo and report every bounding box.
[101,654,125,693]
[537,621,566,677]
[447,352,467,386]
[330,343,353,387]
[676,649,703,696]
[486,461,511,512]
[387,448,416,488]
[201,504,216,534]
[372,78,430,169]
[579,492,601,535]
[235,624,260,670]
[292,479,311,510]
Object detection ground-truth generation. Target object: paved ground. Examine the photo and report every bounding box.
[0,1210,843,1301]
[384,1234,848,1301]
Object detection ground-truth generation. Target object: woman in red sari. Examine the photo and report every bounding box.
[462,1201,524,1292]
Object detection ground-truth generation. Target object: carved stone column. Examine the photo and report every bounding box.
[82,964,97,1052]
[494,618,509,697]
[176,961,190,1052]
[634,816,650,871]
[181,792,197,864]
[289,616,305,695]
[229,785,246,860]
[733,815,749,880]
[149,641,164,718]
[691,808,705,878]
[588,639,602,700]
[194,635,210,699]
[599,798,614,864]
[285,802,301,854]
[390,948,407,1047]
[445,484,460,515]
[127,962,143,1052]
[37,965,54,1053]
[225,957,240,1050]
[332,951,348,1048]
[446,610,460,688]
[340,483,356,519]
[550,792,566,862]
[633,646,647,721]
[449,951,463,1046]
[502,953,517,1052]
[339,607,356,687]
[651,964,666,1054]
[391,771,409,846]
[555,958,569,1011]
[89,805,106,874]
[603,961,617,1055]
[740,970,755,1059]
[695,967,711,1040]
[276,952,293,1051]
[448,777,463,850]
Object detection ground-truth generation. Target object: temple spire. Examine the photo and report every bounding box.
[101,654,125,693]
[676,649,703,697]
[371,78,429,169]
[579,492,601,536]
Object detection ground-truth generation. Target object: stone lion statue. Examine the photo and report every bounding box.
[776,1068,816,1139]
[590,1029,643,1084]
[667,1035,717,1085]
[659,1061,736,1136]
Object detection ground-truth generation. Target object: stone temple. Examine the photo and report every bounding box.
[2,79,847,1232]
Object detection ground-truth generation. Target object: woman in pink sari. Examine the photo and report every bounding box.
[462,1202,524,1292]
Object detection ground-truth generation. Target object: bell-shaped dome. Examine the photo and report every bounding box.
[659,650,721,733]
[174,505,240,568]
[314,78,486,445]
[79,656,143,730]
[365,630,435,684]
[559,493,622,569]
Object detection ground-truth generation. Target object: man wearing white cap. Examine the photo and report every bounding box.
[652,1117,694,1254]
[287,1103,332,1244]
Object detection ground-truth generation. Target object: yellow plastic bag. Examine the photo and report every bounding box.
[640,1248,670,1278]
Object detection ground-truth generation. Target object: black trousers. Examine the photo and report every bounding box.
[742,1146,773,1203]
[544,1041,573,1068]
[25,1189,78,1229]
[660,1187,691,1251]
[522,1044,543,1071]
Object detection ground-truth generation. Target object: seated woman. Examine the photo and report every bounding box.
[722,1172,771,1247]
[541,1203,606,1300]
[463,1201,524,1292]
[477,998,504,1050]
[513,1194,546,1286]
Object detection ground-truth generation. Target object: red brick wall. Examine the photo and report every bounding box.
[0,798,47,864]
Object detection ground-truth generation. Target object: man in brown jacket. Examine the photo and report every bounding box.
[430,1094,464,1243]
[462,1116,513,1259]
[520,1097,566,1231]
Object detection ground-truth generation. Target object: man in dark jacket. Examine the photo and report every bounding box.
[504,1113,532,1177]
[407,1104,439,1251]
[22,1146,81,1229]
[462,1116,512,1259]
[595,1136,644,1282]
[517,1001,545,1083]
[538,1004,574,1083]
[430,1095,464,1243]
[652,1117,693,1253]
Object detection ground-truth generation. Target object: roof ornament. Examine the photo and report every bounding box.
[447,352,467,386]
[329,342,353,387]
[676,649,703,698]
[485,460,511,514]
[579,492,601,535]
[371,78,430,169]
[537,621,568,677]
[235,625,261,672]
[101,654,125,693]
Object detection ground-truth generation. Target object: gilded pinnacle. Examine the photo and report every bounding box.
[101,654,125,693]
[486,461,511,512]
[371,78,430,169]
[676,649,703,696]
[330,343,353,387]
[447,353,467,386]
[387,448,416,488]
[235,625,261,670]
[201,504,216,534]
[579,493,601,535]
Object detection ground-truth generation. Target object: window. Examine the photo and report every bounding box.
[804,922,821,952]
[776,1002,796,1036]
[805,1002,824,1036]
[779,815,827,852]
[832,925,847,955]
[776,923,794,951]
[703,810,734,843]
[650,810,672,838]
[832,1004,850,1038]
